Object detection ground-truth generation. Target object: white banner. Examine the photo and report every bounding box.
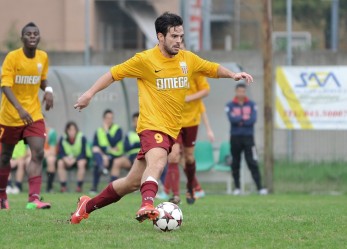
[275,66,347,130]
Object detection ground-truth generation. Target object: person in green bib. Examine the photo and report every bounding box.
[124,112,141,165]
[57,122,89,193]
[90,109,131,193]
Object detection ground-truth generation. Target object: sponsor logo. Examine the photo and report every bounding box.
[15,75,41,84]
[180,61,188,74]
[156,76,189,90]
[296,72,340,88]
[37,63,43,73]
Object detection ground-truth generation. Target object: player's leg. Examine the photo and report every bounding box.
[243,136,265,193]
[0,143,15,209]
[163,142,181,203]
[57,159,69,192]
[230,136,242,195]
[25,136,51,208]
[90,149,107,193]
[14,157,26,193]
[46,153,56,192]
[109,156,132,182]
[181,126,199,204]
[70,158,146,224]
[76,158,87,192]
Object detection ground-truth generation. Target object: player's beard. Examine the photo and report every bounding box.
[163,41,179,56]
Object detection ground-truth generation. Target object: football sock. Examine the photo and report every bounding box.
[0,166,11,199]
[140,178,158,207]
[92,165,100,190]
[86,183,122,213]
[15,181,23,191]
[7,180,12,187]
[184,161,196,190]
[46,172,55,191]
[28,176,42,202]
[77,181,83,188]
[61,182,67,187]
[110,176,118,182]
[169,163,180,196]
[164,165,173,195]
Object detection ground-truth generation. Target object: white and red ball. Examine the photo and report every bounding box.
[153,202,183,232]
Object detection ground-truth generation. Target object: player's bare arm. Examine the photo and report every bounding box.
[217,65,254,85]
[1,86,33,125]
[74,72,114,111]
[185,89,209,103]
[40,79,54,111]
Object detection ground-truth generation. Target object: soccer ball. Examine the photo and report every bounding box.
[153,202,183,232]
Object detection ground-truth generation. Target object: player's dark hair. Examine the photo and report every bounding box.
[132,112,139,119]
[65,121,79,135]
[155,12,183,38]
[235,83,246,89]
[21,22,38,36]
[103,109,113,118]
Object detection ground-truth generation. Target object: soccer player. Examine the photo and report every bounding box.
[0,22,53,210]
[57,121,89,193]
[70,12,253,224]
[90,109,130,193]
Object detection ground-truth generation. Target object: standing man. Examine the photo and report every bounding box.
[0,22,53,209]
[225,83,267,195]
[70,12,253,224]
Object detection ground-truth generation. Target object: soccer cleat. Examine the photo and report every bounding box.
[168,195,181,205]
[195,190,206,199]
[233,188,241,196]
[76,186,82,193]
[186,189,196,205]
[156,191,169,200]
[0,199,9,210]
[60,186,67,193]
[70,195,91,224]
[26,198,51,209]
[135,204,159,223]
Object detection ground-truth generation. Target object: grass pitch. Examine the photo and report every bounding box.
[1,192,346,249]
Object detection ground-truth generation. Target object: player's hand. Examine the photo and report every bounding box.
[74,92,92,111]
[207,129,215,142]
[233,72,254,85]
[18,107,33,125]
[42,92,54,111]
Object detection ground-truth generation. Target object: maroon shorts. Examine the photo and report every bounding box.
[181,125,199,147]
[136,130,175,160]
[0,119,46,145]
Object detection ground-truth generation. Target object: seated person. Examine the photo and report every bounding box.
[124,112,141,165]
[57,121,89,193]
[90,109,131,193]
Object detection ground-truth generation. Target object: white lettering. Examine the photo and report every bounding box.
[14,75,41,85]
[156,77,189,90]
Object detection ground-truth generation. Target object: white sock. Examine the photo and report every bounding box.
[145,176,158,185]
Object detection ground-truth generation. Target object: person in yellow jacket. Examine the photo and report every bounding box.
[90,109,131,193]
[57,122,89,193]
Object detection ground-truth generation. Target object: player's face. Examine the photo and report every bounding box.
[21,26,40,49]
[162,26,184,56]
[67,125,77,139]
[235,87,247,99]
[104,113,114,127]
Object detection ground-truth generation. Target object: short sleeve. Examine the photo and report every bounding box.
[110,53,145,81]
[41,52,49,81]
[188,51,219,78]
[1,53,15,87]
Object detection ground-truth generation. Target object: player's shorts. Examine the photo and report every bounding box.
[136,130,175,160]
[0,119,46,145]
[181,125,199,147]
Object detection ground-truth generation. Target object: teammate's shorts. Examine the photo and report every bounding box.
[181,125,199,147]
[0,119,46,145]
[136,130,175,160]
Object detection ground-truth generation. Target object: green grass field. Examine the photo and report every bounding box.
[1,192,346,249]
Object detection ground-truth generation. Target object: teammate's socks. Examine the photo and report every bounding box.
[184,161,196,190]
[28,175,42,202]
[86,183,122,213]
[0,166,11,199]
